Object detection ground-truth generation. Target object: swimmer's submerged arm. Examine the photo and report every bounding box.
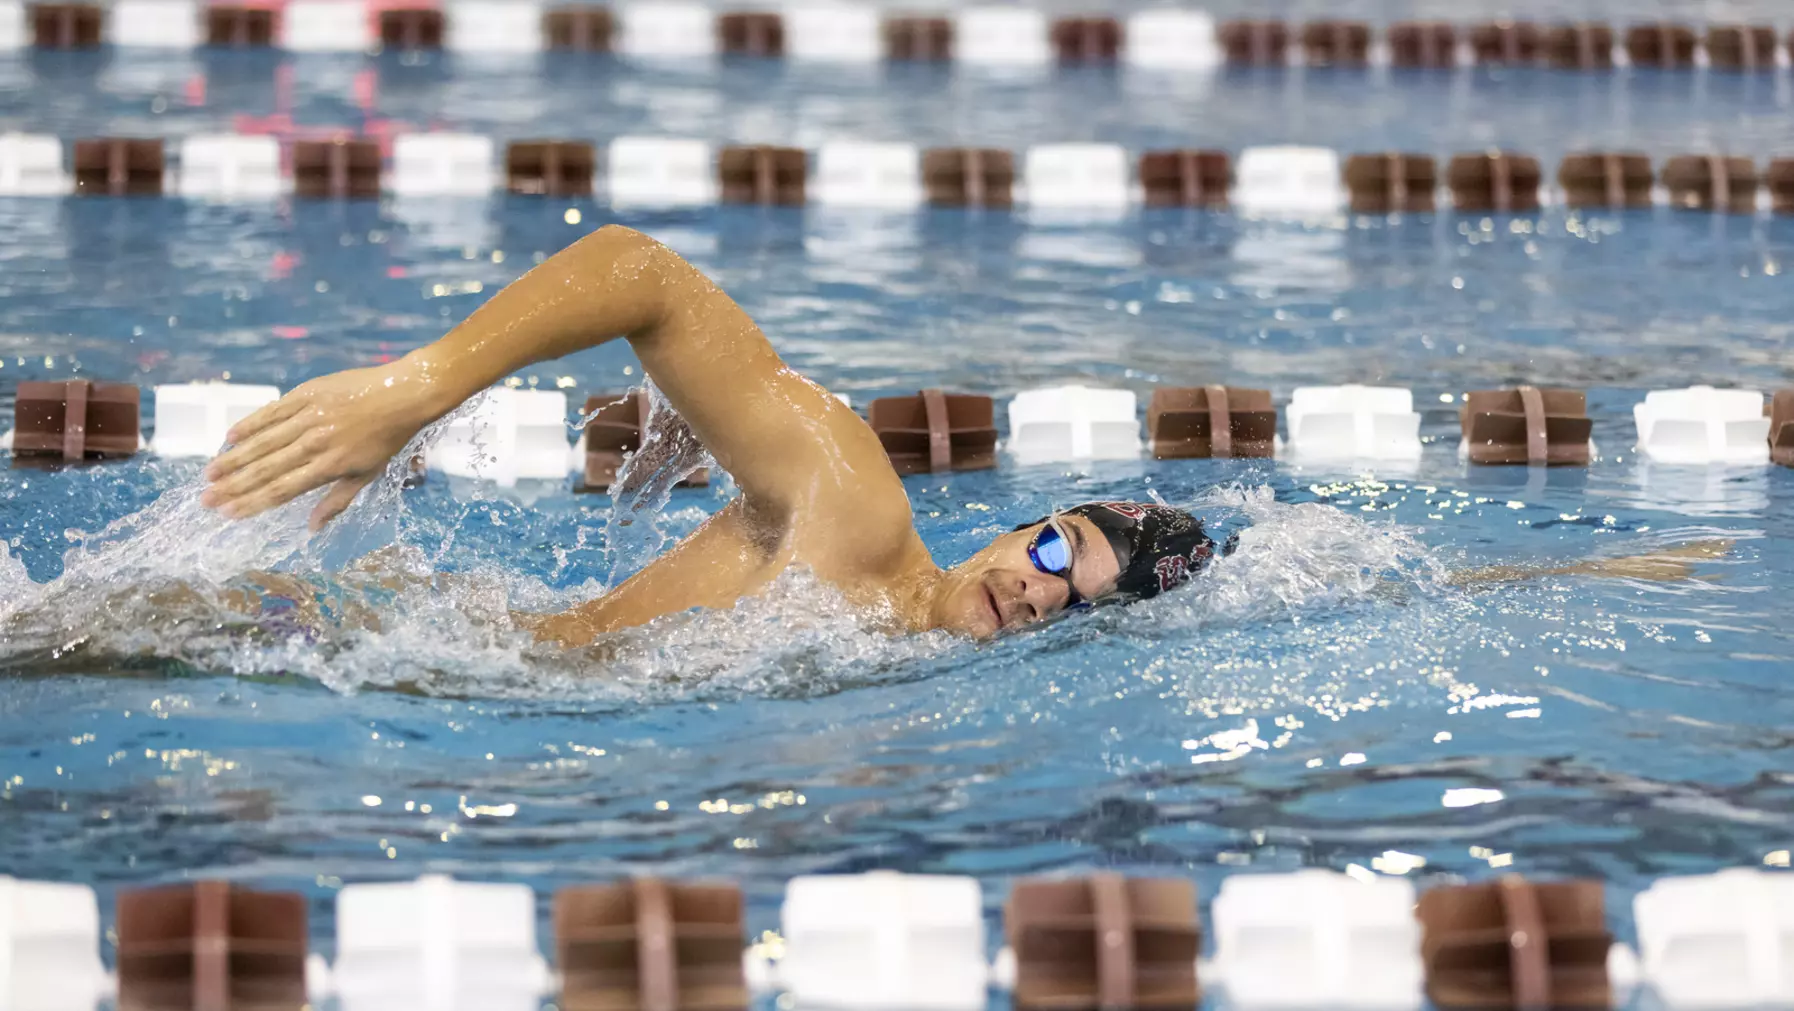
[515,497,782,647]
[203,225,890,531]
[1447,539,1733,586]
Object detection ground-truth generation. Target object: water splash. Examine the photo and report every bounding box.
[1176,483,1444,626]
[599,381,718,583]
[0,396,1461,704]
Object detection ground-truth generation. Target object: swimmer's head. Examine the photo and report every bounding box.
[933,501,1219,639]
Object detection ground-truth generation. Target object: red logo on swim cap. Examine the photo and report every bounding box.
[1097,502,1148,521]
[1154,555,1190,592]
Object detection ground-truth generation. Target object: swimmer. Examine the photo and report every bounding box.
[197,225,1221,646]
[198,226,1731,646]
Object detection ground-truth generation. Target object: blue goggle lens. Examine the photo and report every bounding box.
[1030,522,1073,575]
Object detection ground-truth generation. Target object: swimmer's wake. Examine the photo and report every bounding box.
[0,464,1732,701]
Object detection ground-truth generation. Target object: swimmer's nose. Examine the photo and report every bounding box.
[1014,573,1069,621]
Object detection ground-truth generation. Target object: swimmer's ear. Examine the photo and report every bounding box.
[309,474,377,532]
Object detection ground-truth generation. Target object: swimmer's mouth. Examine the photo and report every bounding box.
[983,586,1005,631]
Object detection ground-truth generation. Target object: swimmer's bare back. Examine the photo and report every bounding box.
[201,225,936,646]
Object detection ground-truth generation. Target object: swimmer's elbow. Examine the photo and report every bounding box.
[592,223,654,249]
[590,224,675,275]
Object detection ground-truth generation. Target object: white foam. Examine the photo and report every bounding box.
[1165,484,1442,627]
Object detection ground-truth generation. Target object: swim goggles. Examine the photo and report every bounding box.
[1027,517,1085,608]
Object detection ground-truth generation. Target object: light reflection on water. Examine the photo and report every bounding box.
[0,54,1792,955]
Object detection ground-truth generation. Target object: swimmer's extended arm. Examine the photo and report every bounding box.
[1447,539,1732,586]
[202,225,895,532]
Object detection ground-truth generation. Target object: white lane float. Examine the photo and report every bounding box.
[775,871,988,1011]
[1006,385,1142,465]
[151,382,281,458]
[1284,385,1422,462]
[1633,386,1770,466]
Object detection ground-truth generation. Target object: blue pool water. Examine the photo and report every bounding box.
[2,42,1793,972]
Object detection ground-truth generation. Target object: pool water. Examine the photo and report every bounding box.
[2,42,1793,971]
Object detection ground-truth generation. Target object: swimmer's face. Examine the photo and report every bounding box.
[936,514,1124,639]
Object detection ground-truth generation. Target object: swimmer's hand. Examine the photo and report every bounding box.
[510,609,597,649]
[201,360,441,530]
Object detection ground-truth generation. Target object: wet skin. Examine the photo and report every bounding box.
[199,225,1122,646]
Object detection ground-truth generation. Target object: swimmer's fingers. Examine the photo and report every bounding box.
[309,474,375,532]
[203,410,311,485]
[213,459,337,521]
[203,436,324,513]
[200,415,319,509]
[222,390,307,448]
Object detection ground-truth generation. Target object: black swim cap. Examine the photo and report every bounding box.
[1017,501,1221,601]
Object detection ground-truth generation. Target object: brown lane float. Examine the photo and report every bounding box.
[719,12,784,57]
[555,879,748,1011]
[506,140,596,196]
[73,138,164,196]
[921,148,1014,208]
[1460,387,1591,466]
[204,6,276,47]
[1624,22,1697,67]
[11,380,139,463]
[1389,22,1457,68]
[115,881,308,1011]
[867,390,997,475]
[1050,16,1120,64]
[1469,21,1542,65]
[1147,387,1275,460]
[1447,152,1542,212]
[1660,155,1758,214]
[1345,153,1437,213]
[1301,20,1370,67]
[1416,876,1611,1010]
[1218,20,1288,65]
[1138,150,1230,209]
[1007,874,1201,1011]
[30,2,102,47]
[544,5,614,51]
[1771,390,1794,468]
[1704,25,1777,71]
[1543,22,1614,69]
[378,8,443,49]
[293,138,381,199]
[1558,152,1653,209]
[1769,158,1794,215]
[718,145,806,206]
[577,391,708,492]
[884,15,952,61]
